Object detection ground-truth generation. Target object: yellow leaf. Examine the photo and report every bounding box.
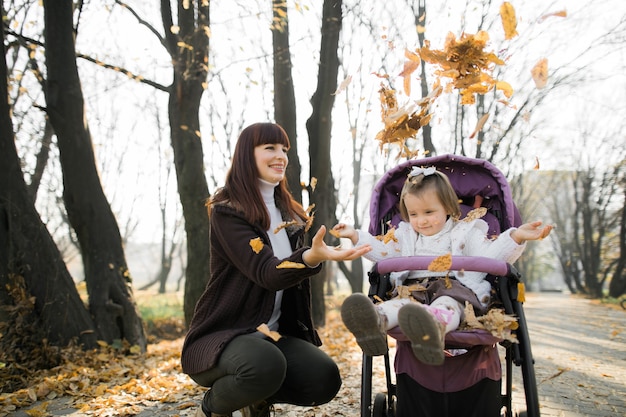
[531,58,549,89]
[500,2,519,40]
[257,323,282,341]
[517,282,526,302]
[463,207,488,221]
[428,253,452,272]
[276,261,306,269]
[495,80,514,98]
[274,220,298,234]
[249,237,264,254]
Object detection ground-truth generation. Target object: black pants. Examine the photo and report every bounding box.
[189,334,341,415]
[396,373,502,417]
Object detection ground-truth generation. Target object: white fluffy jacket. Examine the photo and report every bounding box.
[356,218,525,307]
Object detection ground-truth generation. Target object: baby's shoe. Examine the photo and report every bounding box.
[341,293,388,356]
[397,303,445,365]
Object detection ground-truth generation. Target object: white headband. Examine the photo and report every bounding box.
[408,166,437,179]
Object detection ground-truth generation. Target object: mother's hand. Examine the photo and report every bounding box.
[302,226,371,266]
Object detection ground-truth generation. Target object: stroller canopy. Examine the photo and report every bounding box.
[368,154,522,237]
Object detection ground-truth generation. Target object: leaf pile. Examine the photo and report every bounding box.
[462,302,519,343]
[0,275,63,394]
[0,337,204,417]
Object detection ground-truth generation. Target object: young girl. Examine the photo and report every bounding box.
[333,166,552,366]
[181,123,371,417]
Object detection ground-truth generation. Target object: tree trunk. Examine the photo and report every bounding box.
[413,0,435,156]
[272,0,303,203]
[306,0,342,327]
[161,0,211,325]
[43,0,146,350]
[0,24,97,349]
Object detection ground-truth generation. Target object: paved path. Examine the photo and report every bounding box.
[511,292,626,417]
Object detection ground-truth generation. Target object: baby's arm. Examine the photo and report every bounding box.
[510,221,553,244]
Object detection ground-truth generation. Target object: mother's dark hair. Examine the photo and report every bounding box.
[209,123,308,229]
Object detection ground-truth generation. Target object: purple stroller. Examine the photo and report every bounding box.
[359,154,539,417]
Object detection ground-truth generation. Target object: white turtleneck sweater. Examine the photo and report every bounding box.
[258,179,293,331]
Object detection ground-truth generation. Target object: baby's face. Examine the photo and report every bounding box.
[404,189,448,236]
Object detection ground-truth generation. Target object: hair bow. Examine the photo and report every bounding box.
[408,166,437,178]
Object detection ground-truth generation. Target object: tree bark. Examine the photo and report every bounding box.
[43,0,146,350]
[161,0,211,325]
[0,21,97,349]
[306,0,342,326]
[272,0,302,203]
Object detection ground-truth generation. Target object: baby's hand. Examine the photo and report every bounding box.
[331,223,358,243]
[513,221,554,244]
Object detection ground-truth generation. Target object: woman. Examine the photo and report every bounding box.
[181,123,371,417]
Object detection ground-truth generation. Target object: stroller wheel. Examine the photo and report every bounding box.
[373,392,388,417]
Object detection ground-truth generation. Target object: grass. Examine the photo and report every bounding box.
[135,290,185,321]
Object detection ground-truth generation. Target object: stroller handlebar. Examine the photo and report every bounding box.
[374,256,511,276]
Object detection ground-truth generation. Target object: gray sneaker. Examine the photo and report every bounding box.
[341,293,388,356]
[397,303,445,365]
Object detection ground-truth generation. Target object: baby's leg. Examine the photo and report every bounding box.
[428,295,463,334]
[375,297,412,329]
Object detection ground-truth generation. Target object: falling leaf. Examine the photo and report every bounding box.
[274,220,298,234]
[276,261,306,269]
[399,49,421,96]
[538,9,567,23]
[463,207,488,221]
[375,227,398,244]
[428,253,452,272]
[374,83,440,159]
[531,58,548,89]
[469,113,490,139]
[249,237,264,254]
[333,75,352,95]
[533,156,540,170]
[500,2,519,40]
[418,31,508,105]
[310,177,317,191]
[256,323,282,342]
[495,80,514,98]
[328,228,341,238]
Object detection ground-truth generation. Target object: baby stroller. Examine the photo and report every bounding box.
[359,154,539,417]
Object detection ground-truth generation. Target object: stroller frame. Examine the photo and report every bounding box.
[357,154,540,417]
